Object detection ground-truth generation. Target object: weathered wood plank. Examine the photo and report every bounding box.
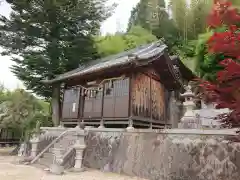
[131,71,167,123]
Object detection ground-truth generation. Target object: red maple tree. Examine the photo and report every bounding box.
[207,0,240,28]
[199,0,240,128]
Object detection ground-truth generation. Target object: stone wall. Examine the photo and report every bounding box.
[83,128,240,180]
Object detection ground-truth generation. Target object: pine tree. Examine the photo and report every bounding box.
[0,0,112,98]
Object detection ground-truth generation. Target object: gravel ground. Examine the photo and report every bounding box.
[0,155,147,180]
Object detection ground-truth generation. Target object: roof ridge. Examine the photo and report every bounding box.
[43,40,167,84]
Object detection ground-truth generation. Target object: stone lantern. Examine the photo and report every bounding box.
[73,126,86,172]
[178,85,201,129]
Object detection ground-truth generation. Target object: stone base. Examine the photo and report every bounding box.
[126,126,134,131]
[44,168,50,172]
[98,125,105,129]
[178,122,202,129]
[68,167,85,173]
[49,164,64,175]
[19,156,34,165]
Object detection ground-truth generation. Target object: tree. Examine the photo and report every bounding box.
[127,0,150,31]
[169,0,240,40]
[229,0,240,8]
[169,0,189,41]
[195,0,240,81]
[199,59,240,128]
[199,0,240,128]
[194,31,224,81]
[187,0,213,39]
[0,84,8,104]
[124,26,158,49]
[96,34,127,57]
[169,0,212,41]
[96,26,157,57]
[127,0,179,52]
[0,0,112,98]
[0,87,52,140]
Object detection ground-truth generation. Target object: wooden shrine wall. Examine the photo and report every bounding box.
[61,73,169,123]
[62,78,130,120]
[131,72,167,121]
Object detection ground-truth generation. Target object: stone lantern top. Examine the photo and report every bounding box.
[181,85,194,98]
[180,85,195,108]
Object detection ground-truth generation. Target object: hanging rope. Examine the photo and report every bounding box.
[76,75,125,91]
[69,75,126,97]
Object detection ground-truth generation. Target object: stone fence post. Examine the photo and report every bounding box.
[73,127,86,172]
[29,135,41,158]
[29,122,42,158]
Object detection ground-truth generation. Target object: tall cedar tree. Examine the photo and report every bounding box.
[0,0,112,98]
[127,0,178,53]
[199,0,240,128]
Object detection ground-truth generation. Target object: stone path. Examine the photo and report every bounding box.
[0,155,146,180]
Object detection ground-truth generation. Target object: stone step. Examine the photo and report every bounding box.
[42,152,53,158]
[32,162,50,171]
[37,152,54,168]
[54,138,77,150]
[32,130,79,171]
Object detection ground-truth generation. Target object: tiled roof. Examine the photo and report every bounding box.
[43,40,167,84]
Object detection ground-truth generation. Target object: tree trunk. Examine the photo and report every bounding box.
[51,84,61,127]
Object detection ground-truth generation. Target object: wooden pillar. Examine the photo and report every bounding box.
[149,74,153,129]
[78,88,85,127]
[170,91,179,128]
[99,85,105,128]
[127,74,134,130]
[52,84,61,127]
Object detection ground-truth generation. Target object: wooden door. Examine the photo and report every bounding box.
[62,87,80,119]
[83,90,103,118]
[114,78,129,117]
[103,78,130,118]
[103,82,114,118]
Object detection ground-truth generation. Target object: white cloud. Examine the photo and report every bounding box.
[0,1,23,90]
[0,0,140,90]
[0,55,23,90]
[0,1,11,18]
[101,0,140,35]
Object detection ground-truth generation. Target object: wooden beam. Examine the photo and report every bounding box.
[150,73,153,129]
[127,73,134,128]
[128,73,133,118]
[78,88,85,126]
[52,84,61,126]
[100,84,105,127]
[104,121,128,125]
[132,116,166,124]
